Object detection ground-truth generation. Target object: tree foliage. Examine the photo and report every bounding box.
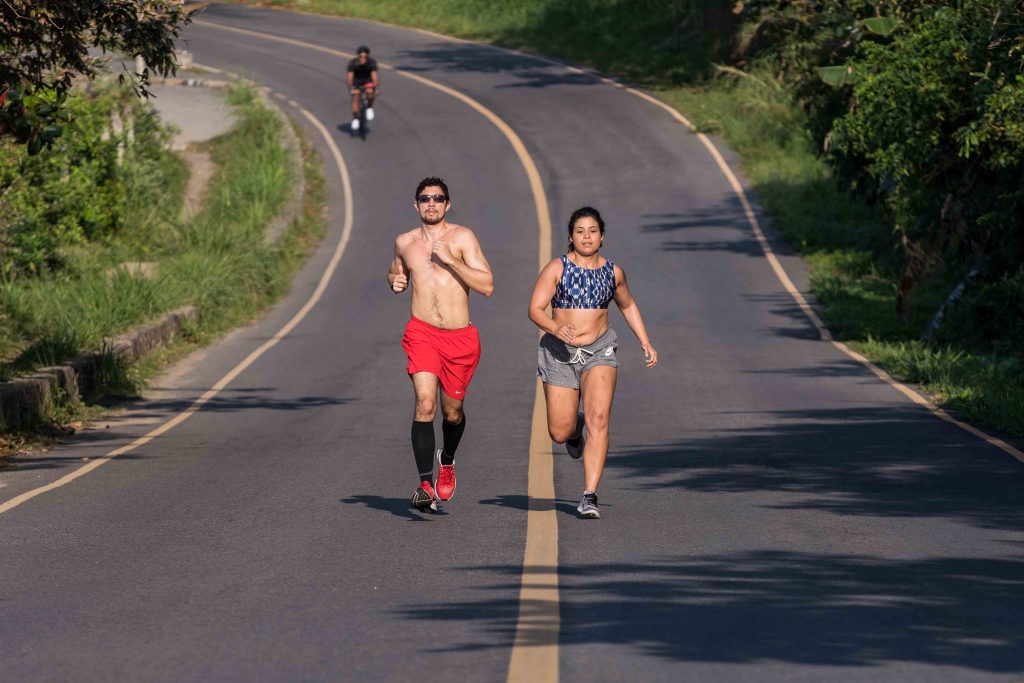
[731,0,1024,348]
[734,1,928,145]
[829,1,1024,317]
[0,0,189,150]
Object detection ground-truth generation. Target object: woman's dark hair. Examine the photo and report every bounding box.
[566,206,605,251]
[415,176,450,201]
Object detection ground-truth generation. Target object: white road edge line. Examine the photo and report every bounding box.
[620,87,1024,464]
[0,101,355,514]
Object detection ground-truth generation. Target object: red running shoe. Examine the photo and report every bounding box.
[411,480,437,512]
[434,449,456,501]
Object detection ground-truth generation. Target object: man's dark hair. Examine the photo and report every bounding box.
[415,177,450,201]
[357,45,370,55]
[567,206,605,251]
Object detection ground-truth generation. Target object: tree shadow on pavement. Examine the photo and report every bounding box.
[394,44,600,90]
[641,198,763,258]
[67,391,357,442]
[395,552,1024,672]
[641,200,750,235]
[611,405,1024,532]
[394,402,1024,668]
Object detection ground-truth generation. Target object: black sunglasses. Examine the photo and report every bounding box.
[417,194,448,204]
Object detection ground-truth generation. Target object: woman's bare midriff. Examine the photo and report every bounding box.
[552,308,609,346]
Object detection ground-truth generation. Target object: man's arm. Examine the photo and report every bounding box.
[432,229,494,297]
[388,239,408,294]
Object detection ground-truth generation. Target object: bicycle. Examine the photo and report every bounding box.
[351,83,375,140]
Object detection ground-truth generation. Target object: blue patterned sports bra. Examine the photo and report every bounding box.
[551,255,616,309]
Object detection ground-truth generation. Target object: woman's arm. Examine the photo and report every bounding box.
[613,265,657,368]
[529,259,577,343]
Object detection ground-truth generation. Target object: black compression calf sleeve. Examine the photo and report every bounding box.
[440,414,466,465]
[411,420,435,481]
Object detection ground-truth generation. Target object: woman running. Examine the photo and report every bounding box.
[528,206,657,518]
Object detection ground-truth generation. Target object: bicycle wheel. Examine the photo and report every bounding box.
[358,92,368,139]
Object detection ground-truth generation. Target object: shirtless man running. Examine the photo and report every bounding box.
[388,177,494,512]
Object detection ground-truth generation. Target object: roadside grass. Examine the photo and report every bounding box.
[159,86,327,351]
[103,90,327,389]
[251,1,1024,437]
[0,82,326,440]
[0,160,187,380]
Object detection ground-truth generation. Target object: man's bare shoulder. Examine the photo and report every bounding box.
[394,228,422,248]
[445,223,479,242]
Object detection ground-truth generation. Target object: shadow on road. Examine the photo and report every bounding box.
[395,551,1024,671]
[0,451,151,472]
[0,391,357,472]
[340,495,446,521]
[87,389,356,427]
[641,199,763,258]
[394,43,599,90]
[611,405,1024,531]
[336,122,371,139]
[478,493,529,511]
[641,200,751,235]
[478,494,586,518]
[395,402,1024,669]
[554,552,1024,670]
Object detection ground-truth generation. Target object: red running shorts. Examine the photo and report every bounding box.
[402,316,481,400]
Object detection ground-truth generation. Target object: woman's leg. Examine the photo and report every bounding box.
[579,365,617,492]
[543,383,580,443]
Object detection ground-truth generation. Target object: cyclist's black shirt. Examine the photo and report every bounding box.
[347,57,378,84]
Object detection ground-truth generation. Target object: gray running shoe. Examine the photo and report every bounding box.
[565,412,586,460]
[411,480,438,512]
[577,491,600,519]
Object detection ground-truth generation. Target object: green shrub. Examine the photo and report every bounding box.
[0,81,295,382]
[937,267,1024,356]
[0,81,178,278]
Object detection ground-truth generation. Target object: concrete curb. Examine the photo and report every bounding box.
[0,306,199,431]
[0,67,306,434]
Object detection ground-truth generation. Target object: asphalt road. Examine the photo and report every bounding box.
[2,4,1023,682]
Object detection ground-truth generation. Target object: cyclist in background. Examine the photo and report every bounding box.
[347,45,379,132]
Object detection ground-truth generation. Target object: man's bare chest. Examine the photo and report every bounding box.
[402,241,435,272]
[403,239,461,278]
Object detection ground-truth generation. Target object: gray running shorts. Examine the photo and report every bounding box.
[538,327,619,390]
